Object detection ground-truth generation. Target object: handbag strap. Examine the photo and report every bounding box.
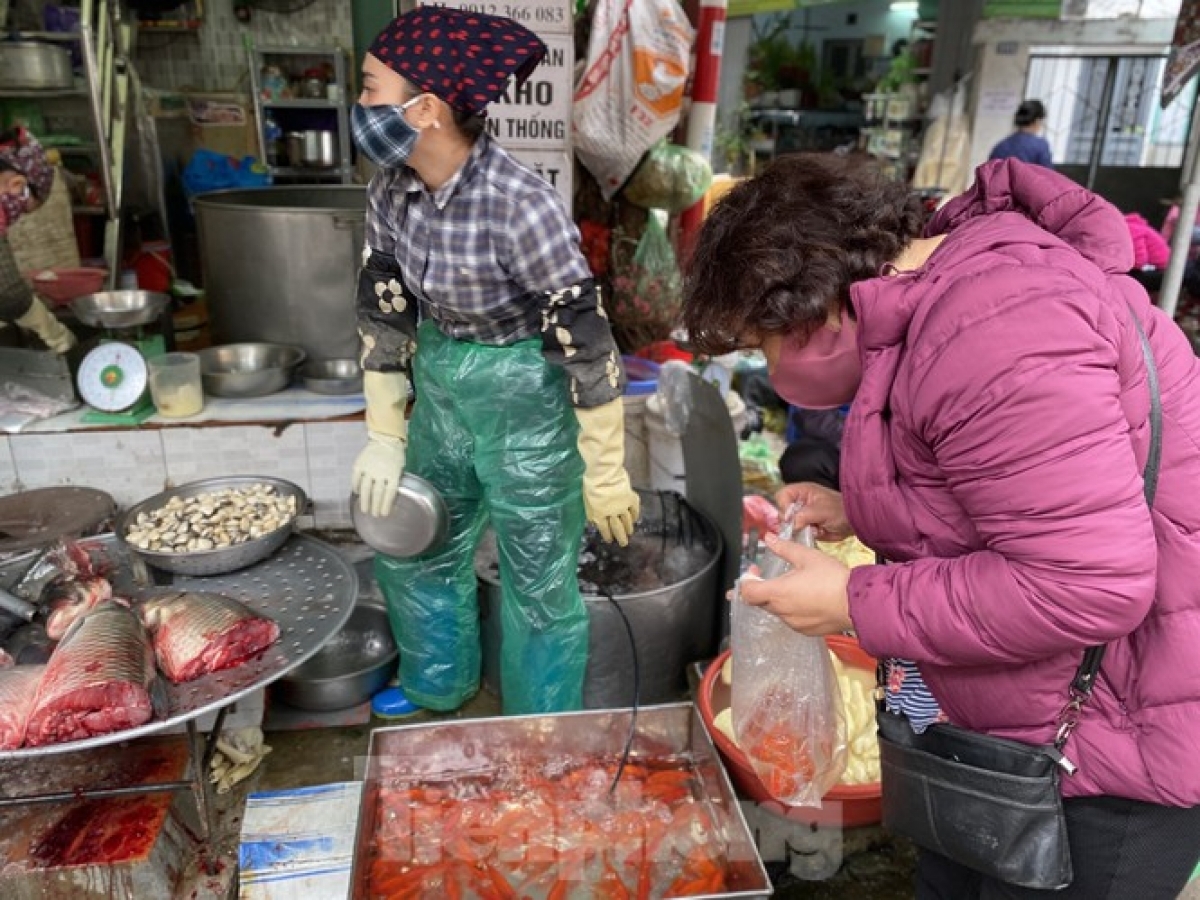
[1055,304,1163,752]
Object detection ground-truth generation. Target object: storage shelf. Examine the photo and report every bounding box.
[250,44,352,186]
[268,165,352,177]
[262,99,343,110]
[258,46,341,56]
[48,143,100,154]
[0,88,88,99]
[10,30,81,42]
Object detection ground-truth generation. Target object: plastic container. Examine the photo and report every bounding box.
[645,393,686,494]
[622,355,661,396]
[148,352,204,418]
[699,636,883,828]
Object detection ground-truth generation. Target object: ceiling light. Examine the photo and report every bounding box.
[890,1,919,11]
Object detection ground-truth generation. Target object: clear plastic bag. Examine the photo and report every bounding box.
[623,142,713,213]
[731,517,847,806]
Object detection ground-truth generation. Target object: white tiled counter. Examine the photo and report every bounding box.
[1,392,368,529]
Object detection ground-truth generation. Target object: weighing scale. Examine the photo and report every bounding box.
[69,291,171,425]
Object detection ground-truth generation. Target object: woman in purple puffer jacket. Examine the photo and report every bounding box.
[683,154,1200,899]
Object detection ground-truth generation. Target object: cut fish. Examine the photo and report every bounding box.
[25,602,159,747]
[0,665,44,749]
[138,591,280,683]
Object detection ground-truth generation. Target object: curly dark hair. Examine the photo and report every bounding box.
[682,152,924,355]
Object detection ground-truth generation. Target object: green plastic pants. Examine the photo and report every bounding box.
[375,321,588,714]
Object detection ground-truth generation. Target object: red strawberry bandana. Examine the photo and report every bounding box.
[368,7,547,116]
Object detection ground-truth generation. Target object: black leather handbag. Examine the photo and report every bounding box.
[876,306,1163,891]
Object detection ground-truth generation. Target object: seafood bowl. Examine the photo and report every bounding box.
[117,476,307,576]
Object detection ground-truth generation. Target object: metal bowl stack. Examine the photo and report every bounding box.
[198,343,306,398]
[117,476,308,576]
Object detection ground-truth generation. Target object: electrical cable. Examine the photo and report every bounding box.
[604,588,640,797]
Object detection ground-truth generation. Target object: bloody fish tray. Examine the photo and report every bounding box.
[351,703,772,899]
[0,532,357,760]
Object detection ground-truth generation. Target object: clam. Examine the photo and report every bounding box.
[124,482,297,556]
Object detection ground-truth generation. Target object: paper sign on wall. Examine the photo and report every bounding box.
[418,0,574,207]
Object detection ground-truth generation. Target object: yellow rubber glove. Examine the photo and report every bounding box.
[352,370,409,517]
[575,398,640,546]
[15,296,75,354]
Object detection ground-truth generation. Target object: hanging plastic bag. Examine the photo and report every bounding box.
[731,516,847,807]
[182,149,270,204]
[608,210,683,352]
[623,141,713,213]
[574,0,695,200]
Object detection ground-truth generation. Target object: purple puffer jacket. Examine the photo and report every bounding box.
[843,159,1200,805]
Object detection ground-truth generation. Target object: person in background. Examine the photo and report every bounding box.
[1124,211,1170,270]
[0,128,75,354]
[348,8,639,718]
[989,99,1053,168]
[682,152,1200,899]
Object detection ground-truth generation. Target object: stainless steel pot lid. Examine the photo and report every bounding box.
[351,474,448,558]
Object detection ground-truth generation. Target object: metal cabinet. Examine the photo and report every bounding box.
[248,45,353,185]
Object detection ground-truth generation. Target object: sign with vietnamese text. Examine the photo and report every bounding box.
[420,0,573,34]
[419,0,573,207]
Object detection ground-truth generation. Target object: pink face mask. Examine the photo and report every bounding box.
[769,308,861,410]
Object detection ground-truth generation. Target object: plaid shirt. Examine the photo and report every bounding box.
[365,134,591,345]
[359,134,624,407]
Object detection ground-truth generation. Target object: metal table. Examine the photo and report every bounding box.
[0,532,359,839]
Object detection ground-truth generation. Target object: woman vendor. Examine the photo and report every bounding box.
[349,8,639,717]
[0,128,75,354]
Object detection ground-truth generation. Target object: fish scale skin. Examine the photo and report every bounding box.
[25,603,156,746]
[139,592,280,683]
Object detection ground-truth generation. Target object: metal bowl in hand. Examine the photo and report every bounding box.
[199,343,306,398]
[117,476,307,576]
[70,291,171,330]
[351,473,448,558]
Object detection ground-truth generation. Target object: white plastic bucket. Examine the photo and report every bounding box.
[646,394,687,494]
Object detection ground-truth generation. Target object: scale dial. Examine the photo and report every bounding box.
[77,342,149,412]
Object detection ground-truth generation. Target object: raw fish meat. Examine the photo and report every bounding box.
[138,591,279,683]
[0,664,44,749]
[25,602,160,747]
[45,577,113,640]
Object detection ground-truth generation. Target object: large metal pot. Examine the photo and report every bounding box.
[194,187,365,362]
[0,42,73,90]
[476,490,723,709]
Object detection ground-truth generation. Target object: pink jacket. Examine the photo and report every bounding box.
[1124,212,1170,269]
[843,159,1200,805]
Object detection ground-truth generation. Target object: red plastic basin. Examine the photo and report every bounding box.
[26,267,107,306]
[698,635,883,828]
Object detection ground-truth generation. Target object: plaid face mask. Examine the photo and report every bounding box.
[352,98,422,169]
